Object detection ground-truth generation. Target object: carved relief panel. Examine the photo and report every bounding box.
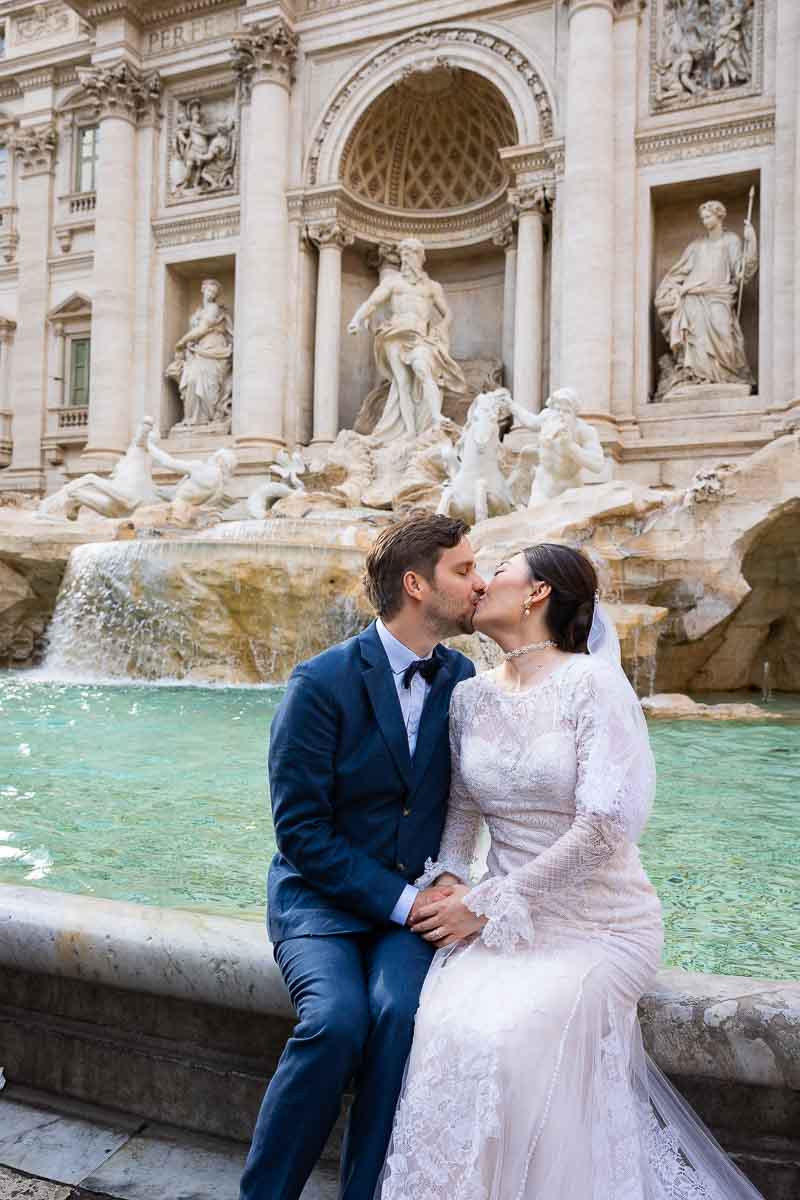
[166,80,239,205]
[650,0,764,114]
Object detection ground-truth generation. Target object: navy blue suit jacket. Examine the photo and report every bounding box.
[266,620,475,942]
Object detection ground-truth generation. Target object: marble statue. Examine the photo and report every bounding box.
[347,237,467,439]
[165,279,234,430]
[171,100,237,195]
[437,388,516,524]
[246,449,308,518]
[654,0,755,108]
[37,417,158,521]
[654,199,758,399]
[513,388,608,506]
[147,434,238,525]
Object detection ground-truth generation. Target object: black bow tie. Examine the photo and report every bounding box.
[402,656,443,689]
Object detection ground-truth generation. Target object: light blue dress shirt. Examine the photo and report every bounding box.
[375,618,433,927]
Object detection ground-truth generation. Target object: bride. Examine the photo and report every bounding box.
[377,542,764,1200]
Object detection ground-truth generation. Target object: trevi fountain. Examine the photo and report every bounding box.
[0,2,799,1196]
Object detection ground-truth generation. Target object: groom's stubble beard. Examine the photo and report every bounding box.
[421,587,477,641]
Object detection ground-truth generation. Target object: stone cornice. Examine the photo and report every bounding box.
[636,110,775,166]
[151,205,239,247]
[140,0,238,25]
[16,67,57,91]
[289,182,515,251]
[500,140,565,183]
[230,18,298,99]
[75,59,162,124]
[306,220,354,250]
[9,122,58,175]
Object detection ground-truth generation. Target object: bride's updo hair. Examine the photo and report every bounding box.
[522,544,598,653]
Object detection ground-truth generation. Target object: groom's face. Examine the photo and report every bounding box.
[423,537,486,636]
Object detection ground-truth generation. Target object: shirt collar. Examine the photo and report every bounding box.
[375,618,433,675]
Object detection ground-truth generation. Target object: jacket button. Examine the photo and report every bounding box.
[402,807,411,817]
[397,861,406,871]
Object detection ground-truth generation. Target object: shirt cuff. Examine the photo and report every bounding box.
[390,884,419,926]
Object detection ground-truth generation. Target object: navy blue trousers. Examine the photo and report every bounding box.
[239,926,434,1200]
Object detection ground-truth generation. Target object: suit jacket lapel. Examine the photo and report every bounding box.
[411,649,454,792]
[359,623,413,791]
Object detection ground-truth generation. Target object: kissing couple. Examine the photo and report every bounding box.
[240,513,764,1200]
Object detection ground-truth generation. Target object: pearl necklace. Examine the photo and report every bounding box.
[502,640,558,661]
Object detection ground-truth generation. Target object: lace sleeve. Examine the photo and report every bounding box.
[464,661,655,952]
[416,687,482,889]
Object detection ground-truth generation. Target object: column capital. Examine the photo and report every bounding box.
[509,183,553,218]
[76,61,162,126]
[307,221,354,251]
[231,19,298,100]
[9,123,57,177]
[492,224,517,252]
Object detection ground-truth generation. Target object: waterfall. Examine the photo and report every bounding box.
[39,537,370,684]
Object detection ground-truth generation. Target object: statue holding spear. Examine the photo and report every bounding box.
[654,191,758,397]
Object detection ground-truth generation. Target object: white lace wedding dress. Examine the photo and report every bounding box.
[377,654,764,1200]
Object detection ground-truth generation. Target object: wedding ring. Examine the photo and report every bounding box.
[433,927,444,939]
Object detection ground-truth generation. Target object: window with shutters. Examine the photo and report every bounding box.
[69,337,91,407]
[75,125,99,194]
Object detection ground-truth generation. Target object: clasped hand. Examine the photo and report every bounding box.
[408,883,486,948]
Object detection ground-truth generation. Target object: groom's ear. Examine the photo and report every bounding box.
[402,569,425,603]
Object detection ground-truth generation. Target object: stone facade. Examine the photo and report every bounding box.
[0,0,795,495]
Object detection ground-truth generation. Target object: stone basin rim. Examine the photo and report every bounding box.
[3,883,799,1092]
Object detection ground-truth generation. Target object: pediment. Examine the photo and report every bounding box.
[47,292,92,321]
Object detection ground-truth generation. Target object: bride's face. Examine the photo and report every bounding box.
[473,553,534,635]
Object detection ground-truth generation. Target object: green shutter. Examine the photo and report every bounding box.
[69,339,91,407]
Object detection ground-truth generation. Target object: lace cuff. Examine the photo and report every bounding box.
[415,857,472,890]
[464,877,536,953]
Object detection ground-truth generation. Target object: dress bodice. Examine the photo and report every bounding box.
[418,654,662,951]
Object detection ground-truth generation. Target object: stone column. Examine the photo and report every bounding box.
[77,61,161,470]
[560,0,616,414]
[493,224,517,395]
[5,124,57,492]
[510,185,551,415]
[309,222,354,449]
[231,19,298,461]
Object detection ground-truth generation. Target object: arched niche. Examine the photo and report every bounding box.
[307,23,556,194]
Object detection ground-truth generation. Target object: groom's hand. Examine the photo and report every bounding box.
[407,886,453,928]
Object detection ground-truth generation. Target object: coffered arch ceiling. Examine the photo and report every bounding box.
[340,67,519,212]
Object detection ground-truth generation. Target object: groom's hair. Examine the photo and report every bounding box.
[364,513,469,618]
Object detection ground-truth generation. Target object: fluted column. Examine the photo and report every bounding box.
[309,222,354,449]
[560,0,616,413]
[231,19,298,461]
[493,224,517,395]
[5,124,57,491]
[510,185,551,415]
[77,61,161,469]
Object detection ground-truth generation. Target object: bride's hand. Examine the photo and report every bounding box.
[410,883,487,947]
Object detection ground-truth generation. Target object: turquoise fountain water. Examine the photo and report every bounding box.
[2,676,798,979]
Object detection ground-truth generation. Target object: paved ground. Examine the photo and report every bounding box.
[0,1087,338,1200]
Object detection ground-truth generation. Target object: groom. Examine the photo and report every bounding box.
[240,513,484,1200]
